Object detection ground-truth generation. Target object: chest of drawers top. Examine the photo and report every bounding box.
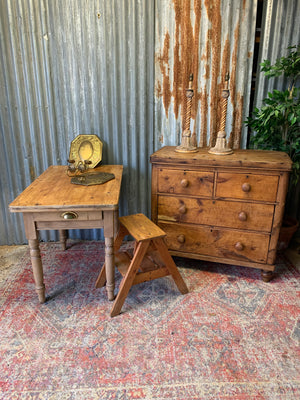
[150,146,292,172]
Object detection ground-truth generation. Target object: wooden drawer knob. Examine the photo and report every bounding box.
[242,182,251,192]
[177,234,185,243]
[178,204,187,214]
[180,179,189,188]
[235,242,244,251]
[238,211,247,221]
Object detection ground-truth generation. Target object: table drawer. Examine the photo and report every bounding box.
[32,210,103,222]
[159,222,269,264]
[216,172,278,202]
[158,168,214,196]
[157,195,274,232]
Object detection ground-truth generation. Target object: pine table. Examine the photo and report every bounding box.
[9,164,123,303]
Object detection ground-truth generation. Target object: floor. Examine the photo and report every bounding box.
[0,244,28,282]
[1,237,299,399]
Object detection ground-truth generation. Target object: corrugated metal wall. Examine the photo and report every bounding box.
[1,0,297,245]
[254,0,300,108]
[252,0,300,224]
[1,0,155,244]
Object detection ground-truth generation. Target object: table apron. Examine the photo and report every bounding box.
[36,220,104,230]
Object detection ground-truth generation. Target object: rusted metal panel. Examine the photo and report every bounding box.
[154,0,257,150]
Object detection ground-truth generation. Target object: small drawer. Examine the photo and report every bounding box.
[159,222,269,264]
[32,210,103,222]
[157,195,274,232]
[158,168,214,197]
[216,172,279,202]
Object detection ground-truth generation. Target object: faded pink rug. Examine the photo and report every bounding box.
[0,241,299,399]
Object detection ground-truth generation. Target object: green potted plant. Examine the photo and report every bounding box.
[246,45,300,249]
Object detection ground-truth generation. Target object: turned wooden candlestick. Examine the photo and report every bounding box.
[208,73,233,155]
[175,74,198,153]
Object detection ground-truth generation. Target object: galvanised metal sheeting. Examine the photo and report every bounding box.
[1,0,155,244]
[254,0,300,109]
[253,0,300,224]
[154,0,257,150]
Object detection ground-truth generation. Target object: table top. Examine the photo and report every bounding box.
[9,165,123,212]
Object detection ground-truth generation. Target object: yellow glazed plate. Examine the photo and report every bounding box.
[68,134,103,169]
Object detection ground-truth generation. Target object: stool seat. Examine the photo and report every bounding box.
[119,214,166,242]
[95,213,188,316]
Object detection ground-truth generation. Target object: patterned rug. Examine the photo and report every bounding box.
[0,241,299,399]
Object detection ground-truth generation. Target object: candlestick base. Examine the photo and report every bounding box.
[175,145,198,153]
[175,129,198,153]
[208,130,233,155]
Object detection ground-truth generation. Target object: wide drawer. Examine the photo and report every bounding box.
[157,195,274,232]
[216,172,279,202]
[158,168,214,196]
[159,221,269,264]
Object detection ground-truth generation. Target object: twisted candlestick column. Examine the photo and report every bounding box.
[185,74,194,131]
[220,73,230,132]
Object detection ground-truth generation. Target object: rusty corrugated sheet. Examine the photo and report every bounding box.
[154,0,257,150]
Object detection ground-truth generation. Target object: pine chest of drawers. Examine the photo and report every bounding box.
[150,146,292,281]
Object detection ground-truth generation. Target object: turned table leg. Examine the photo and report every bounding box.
[59,229,67,250]
[103,210,117,301]
[105,236,115,301]
[28,239,46,303]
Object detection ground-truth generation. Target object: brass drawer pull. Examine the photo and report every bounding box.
[235,242,244,251]
[61,211,78,220]
[177,234,185,243]
[180,179,189,188]
[242,182,251,192]
[238,211,247,221]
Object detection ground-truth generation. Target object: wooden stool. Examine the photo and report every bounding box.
[95,213,188,317]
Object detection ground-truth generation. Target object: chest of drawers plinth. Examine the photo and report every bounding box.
[150,147,292,281]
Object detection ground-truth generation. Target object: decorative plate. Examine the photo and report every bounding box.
[68,134,103,169]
